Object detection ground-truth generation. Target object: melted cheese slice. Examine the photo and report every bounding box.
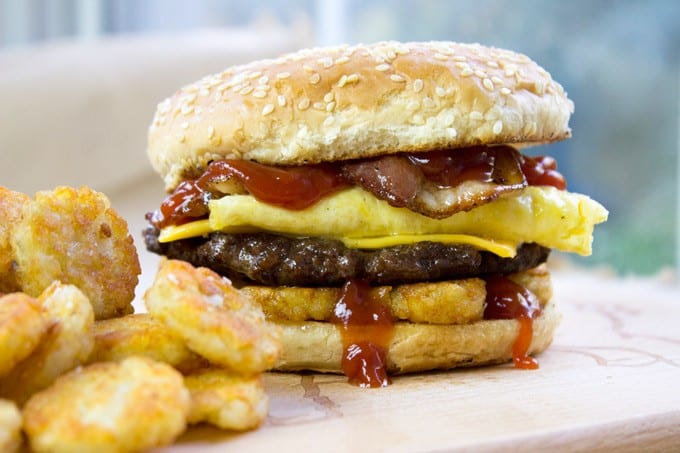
[160,186,608,257]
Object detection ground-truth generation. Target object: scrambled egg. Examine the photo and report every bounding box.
[160,186,608,257]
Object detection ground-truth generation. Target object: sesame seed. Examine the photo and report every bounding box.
[199,88,210,97]
[180,105,194,115]
[390,74,406,83]
[247,71,263,80]
[461,68,473,77]
[435,86,446,98]
[239,86,254,95]
[412,114,425,125]
[504,65,518,76]
[324,92,335,103]
[486,60,500,68]
[276,72,291,79]
[453,55,467,62]
[387,50,397,61]
[422,97,435,109]
[446,127,458,138]
[500,87,512,95]
[326,101,336,112]
[303,65,315,73]
[483,78,494,91]
[413,79,424,93]
[406,100,420,111]
[337,75,348,88]
[434,53,448,61]
[455,62,469,70]
[180,121,189,129]
[475,69,487,78]
[346,73,360,83]
[335,56,350,64]
[277,95,287,106]
[253,90,267,98]
[258,76,269,85]
[262,104,275,116]
[323,116,335,126]
[232,82,247,93]
[313,101,325,110]
[470,111,483,120]
[298,98,311,110]
[319,57,334,68]
[444,113,455,126]
[309,73,321,84]
[491,76,504,85]
[207,125,215,139]
[493,120,503,134]
[376,64,390,72]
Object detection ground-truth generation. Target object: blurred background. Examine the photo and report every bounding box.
[0,0,678,276]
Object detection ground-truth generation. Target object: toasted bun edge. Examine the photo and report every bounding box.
[148,41,574,191]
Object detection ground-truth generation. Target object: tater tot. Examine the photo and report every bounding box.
[11,186,140,319]
[89,313,208,373]
[0,282,94,405]
[0,399,22,453]
[23,357,190,453]
[0,293,47,377]
[0,187,30,293]
[185,368,269,431]
[145,259,282,375]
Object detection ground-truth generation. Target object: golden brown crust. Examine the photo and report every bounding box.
[243,265,552,324]
[0,187,29,293]
[148,41,574,190]
[273,298,560,374]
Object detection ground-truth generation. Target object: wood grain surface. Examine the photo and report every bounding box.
[161,269,680,452]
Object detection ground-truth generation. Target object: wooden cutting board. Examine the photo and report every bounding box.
[164,270,680,452]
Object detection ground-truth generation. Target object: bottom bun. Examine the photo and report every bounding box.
[272,299,560,374]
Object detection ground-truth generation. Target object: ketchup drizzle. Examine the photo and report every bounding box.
[330,279,394,388]
[151,160,348,229]
[483,275,542,369]
[150,145,566,229]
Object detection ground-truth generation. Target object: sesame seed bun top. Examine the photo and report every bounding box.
[147,41,574,191]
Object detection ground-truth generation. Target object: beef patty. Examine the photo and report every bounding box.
[144,227,550,287]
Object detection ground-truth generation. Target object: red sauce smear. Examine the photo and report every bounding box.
[520,155,567,190]
[150,146,566,229]
[151,160,348,229]
[330,279,394,388]
[483,275,542,369]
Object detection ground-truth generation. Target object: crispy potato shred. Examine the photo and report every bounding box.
[0,282,95,405]
[10,186,140,320]
[23,357,190,453]
[0,293,47,378]
[0,399,22,453]
[184,368,269,431]
[88,313,209,373]
[144,259,282,375]
[0,185,282,451]
[0,187,30,293]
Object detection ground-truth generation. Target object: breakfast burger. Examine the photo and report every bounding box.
[144,41,607,387]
